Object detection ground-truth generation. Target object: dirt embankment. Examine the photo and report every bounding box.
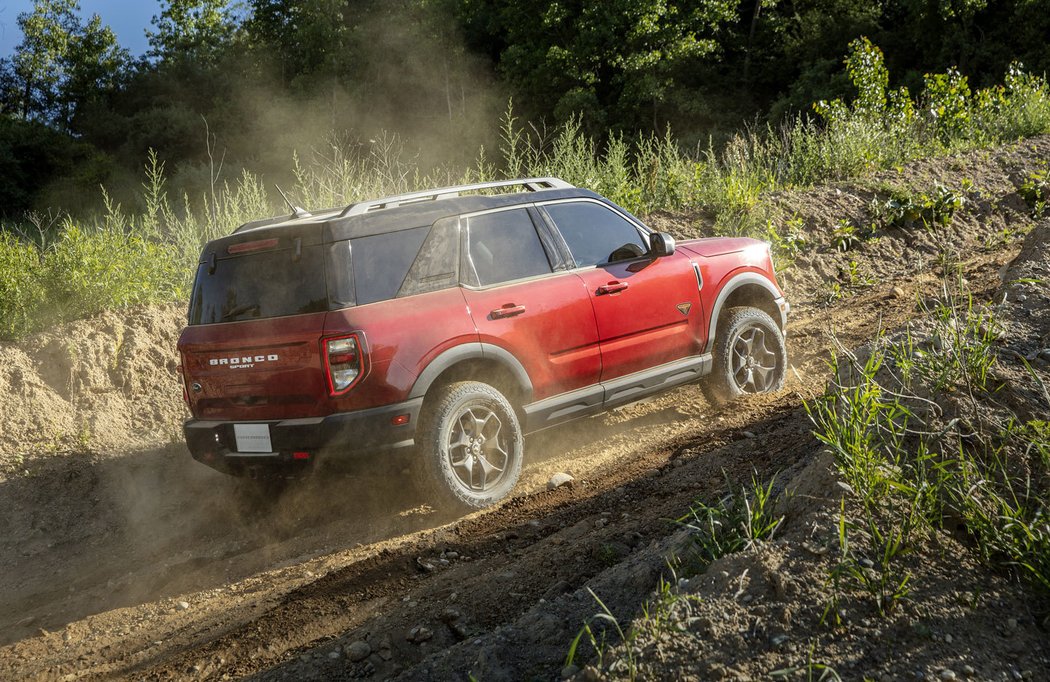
[0,136,1048,681]
[0,304,186,469]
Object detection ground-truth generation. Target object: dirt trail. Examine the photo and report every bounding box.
[0,136,1047,681]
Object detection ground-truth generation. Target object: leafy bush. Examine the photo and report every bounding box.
[0,221,183,340]
[42,223,184,324]
[872,185,963,230]
[973,64,1050,141]
[923,68,971,144]
[810,38,921,180]
[0,233,46,340]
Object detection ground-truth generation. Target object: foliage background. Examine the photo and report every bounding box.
[2,0,1049,217]
[1,0,1049,341]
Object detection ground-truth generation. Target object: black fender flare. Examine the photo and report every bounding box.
[706,272,786,349]
[408,342,534,403]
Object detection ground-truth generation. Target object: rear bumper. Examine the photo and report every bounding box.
[184,397,423,475]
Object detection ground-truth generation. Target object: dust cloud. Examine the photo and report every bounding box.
[168,4,507,204]
[0,307,453,646]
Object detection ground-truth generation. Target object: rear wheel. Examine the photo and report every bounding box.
[703,306,786,405]
[417,381,524,511]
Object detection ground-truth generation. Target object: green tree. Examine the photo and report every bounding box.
[461,0,737,132]
[9,1,129,131]
[63,15,130,132]
[246,0,359,84]
[0,58,21,116]
[12,0,80,122]
[147,0,241,66]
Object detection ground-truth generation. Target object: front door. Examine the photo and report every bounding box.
[541,200,705,381]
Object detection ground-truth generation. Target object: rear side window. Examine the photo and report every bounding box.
[188,245,327,324]
[544,201,647,267]
[465,209,553,286]
[398,217,460,297]
[350,226,429,305]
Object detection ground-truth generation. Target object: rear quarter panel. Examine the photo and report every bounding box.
[322,287,479,411]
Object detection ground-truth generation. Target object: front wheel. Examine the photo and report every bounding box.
[417,381,524,511]
[703,306,787,405]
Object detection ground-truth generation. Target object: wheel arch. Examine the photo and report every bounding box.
[707,272,785,350]
[409,342,534,409]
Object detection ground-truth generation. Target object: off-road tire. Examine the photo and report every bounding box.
[417,381,524,511]
[703,306,786,405]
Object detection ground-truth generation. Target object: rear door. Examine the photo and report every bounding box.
[540,200,705,381]
[459,206,601,401]
[179,239,332,420]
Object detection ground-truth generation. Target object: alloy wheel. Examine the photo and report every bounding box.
[731,324,779,393]
[447,405,510,492]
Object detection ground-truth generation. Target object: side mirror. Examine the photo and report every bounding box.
[650,232,676,258]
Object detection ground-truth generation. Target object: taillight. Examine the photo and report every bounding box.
[323,334,366,395]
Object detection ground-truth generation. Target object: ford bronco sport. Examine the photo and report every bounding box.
[177,178,789,509]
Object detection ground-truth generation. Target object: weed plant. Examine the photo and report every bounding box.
[565,474,783,677]
[677,471,785,570]
[1018,166,1049,217]
[566,567,704,680]
[770,641,843,681]
[870,184,964,230]
[810,277,1050,616]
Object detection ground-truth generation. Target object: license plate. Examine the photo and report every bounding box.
[233,424,272,453]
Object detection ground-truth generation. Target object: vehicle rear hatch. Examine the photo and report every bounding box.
[178,233,333,420]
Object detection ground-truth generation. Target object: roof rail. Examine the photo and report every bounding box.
[339,177,574,217]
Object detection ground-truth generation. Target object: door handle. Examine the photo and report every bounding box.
[596,281,629,295]
[490,304,526,319]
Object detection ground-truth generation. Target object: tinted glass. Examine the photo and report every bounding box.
[188,245,327,324]
[544,202,647,267]
[466,209,552,286]
[351,226,429,305]
[398,218,459,297]
[326,239,353,308]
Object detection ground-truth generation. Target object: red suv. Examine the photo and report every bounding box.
[177,178,789,509]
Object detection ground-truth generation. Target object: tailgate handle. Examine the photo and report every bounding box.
[596,281,629,295]
[490,304,526,319]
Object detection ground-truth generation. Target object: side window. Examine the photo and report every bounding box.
[350,226,429,305]
[465,209,553,286]
[398,217,460,298]
[543,202,648,267]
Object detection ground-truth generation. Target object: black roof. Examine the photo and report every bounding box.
[204,186,602,258]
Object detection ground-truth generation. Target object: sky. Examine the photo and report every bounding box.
[0,0,161,58]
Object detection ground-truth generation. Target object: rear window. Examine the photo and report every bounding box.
[465,209,552,286]
[189,224,447,323]
[188,245,327,325]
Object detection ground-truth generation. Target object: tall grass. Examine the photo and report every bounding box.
[2,38,1050,340]
[810,277,1050,603]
